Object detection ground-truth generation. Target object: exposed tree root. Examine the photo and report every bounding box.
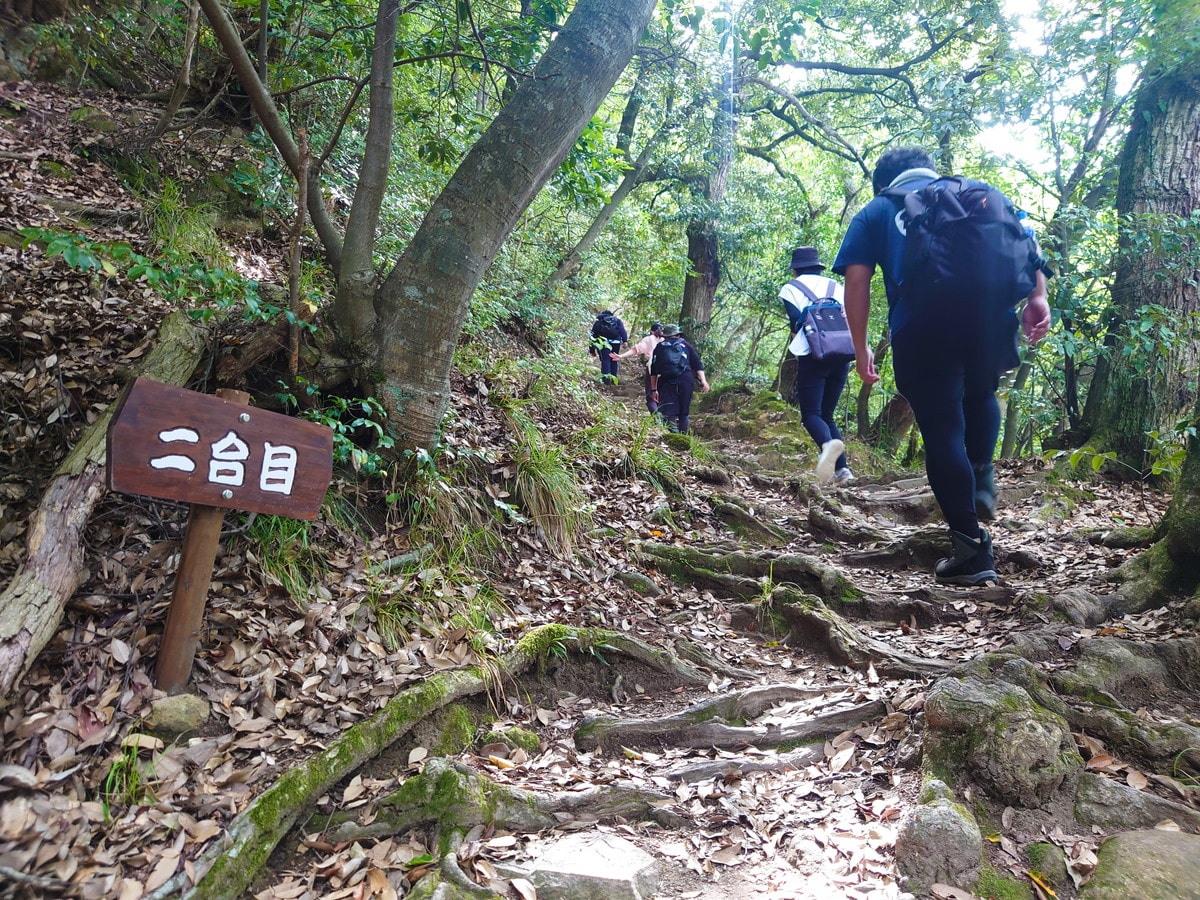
[838,527,949,569]
[708,493,790,544]
[165,625,694,900]
[663,746,824,783]
[805,501,891,545]
[671,636,758,680]
[636,540,860,603]
[322,757,682,843]
[842,479,939,524]
[756,587,955,677]
[574,682,886,752]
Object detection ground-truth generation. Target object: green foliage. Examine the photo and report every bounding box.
[245,513,324,603]
[280,380,395,477]
[18,227,284,325]
[143,179,227,264]
[1067,418,1196,480]
[490,381,588,552]
[100,738,156,820]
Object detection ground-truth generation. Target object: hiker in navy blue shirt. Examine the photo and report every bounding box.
[833,147,1051,586]
[590,310,628,384]
[650,324,710,434]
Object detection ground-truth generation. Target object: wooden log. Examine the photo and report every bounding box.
[0,312,210,698]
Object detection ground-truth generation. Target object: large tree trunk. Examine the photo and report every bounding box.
[0,313,209,698]
[371,0,658,452]
[680,219,720,341]
[1078,32,1200,474]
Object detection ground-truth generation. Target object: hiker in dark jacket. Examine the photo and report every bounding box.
[833,146,1051,586]
[649,324,710,434]
[589,310,628,384]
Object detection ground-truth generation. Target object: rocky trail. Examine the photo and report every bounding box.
[3,80,1200,900]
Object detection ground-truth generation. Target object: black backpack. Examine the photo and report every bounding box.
[884,176,1040,313]
[655,338,688,378]
[593,312,622,340]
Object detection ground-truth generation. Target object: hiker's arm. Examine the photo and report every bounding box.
[843,264,879,385]
[696,368,710,392]
[1021,270,1051,344]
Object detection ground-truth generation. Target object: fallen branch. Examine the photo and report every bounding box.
[664,746,823,783]
[0,311,210,698]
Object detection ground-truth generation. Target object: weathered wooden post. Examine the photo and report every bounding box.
[107,378,332,694]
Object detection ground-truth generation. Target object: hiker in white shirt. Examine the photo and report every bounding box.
[780,246,853,484]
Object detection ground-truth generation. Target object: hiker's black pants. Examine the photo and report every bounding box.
[792,354,849,470]
[599,341,622,381]
[657,373,695,433]
[892,313,1009,538]
[643,372,658,413]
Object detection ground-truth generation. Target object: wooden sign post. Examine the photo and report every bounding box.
[107,378,333,694]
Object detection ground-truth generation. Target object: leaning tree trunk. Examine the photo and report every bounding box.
[371,0,658,452]
[1078,33,1200,474]
[0,312,209,698]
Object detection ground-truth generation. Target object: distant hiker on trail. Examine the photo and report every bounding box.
[611,322,664,412]
[780,245,854,485]
[649,324,710,434]
[589,309,628,384]
[833,146,1051,587]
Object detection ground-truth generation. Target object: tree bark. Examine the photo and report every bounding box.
[679,81,735,344]
[371,0,658,453]
[0,312,210,698]
[1078,27,1200,473]
[331,0,398,343]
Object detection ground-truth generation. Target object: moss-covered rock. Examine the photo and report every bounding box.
[1082,830,1200,899]
[894,778,982,894]
[924,656,1080,808]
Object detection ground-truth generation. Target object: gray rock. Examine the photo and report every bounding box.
[145,693,210,737]
[1074,773,1200,831]
[1082,830,1200,899]
[894,780,982,894]
[1052,587,1105,626]
[499,833,659,900]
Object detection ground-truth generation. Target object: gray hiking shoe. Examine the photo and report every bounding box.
[834,467,855,484]
[935,529,998,586]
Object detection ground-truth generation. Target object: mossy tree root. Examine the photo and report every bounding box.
[322,757,681,844]
[636,541,861,604]
[708,493,790,544]
[168,624,692,900]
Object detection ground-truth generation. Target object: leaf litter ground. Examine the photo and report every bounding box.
[0,80,1187,900]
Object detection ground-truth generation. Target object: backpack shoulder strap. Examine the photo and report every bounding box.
[788,278,820,304]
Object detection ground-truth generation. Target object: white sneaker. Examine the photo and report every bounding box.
[816,439,844,484]
[834,466,855,484]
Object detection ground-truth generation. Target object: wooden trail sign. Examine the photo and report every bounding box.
[107,378,333,519]
[106,378,334,694]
